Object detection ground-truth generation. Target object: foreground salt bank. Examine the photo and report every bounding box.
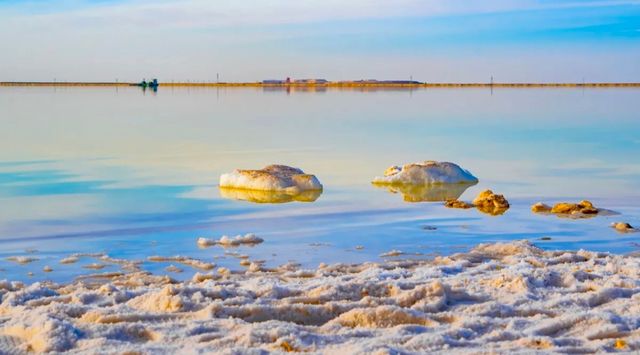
[0,241,638,353]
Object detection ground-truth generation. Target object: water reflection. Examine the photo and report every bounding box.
[219,187,322,204]
[475,204,509,216]
[372,182,477,202]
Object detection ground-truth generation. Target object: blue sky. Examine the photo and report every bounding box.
[0,0,639,81]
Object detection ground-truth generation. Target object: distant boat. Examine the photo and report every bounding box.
[138,79,159,88]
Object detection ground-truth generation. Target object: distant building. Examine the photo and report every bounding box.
[352,80,421,85]
[381,80,421,84]
[293,79,328,84]
[263,78,328,85]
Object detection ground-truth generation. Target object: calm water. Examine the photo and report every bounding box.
[1,86,639,282]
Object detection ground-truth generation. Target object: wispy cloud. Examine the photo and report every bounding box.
[4,0,639,29]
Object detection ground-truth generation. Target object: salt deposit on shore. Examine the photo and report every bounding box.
[372,161,478,185]
[0,241,638,353]
[197,234,264,248]
[219,165,322,194]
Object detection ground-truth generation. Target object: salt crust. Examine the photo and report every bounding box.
[372,161,478,185]
[219,165,322,193]
[197,234,264,248]
[0,241,638,353]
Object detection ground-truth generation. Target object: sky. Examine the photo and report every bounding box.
[0,0,639,82]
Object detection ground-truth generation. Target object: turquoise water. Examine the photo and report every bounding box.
[1,86,639,282]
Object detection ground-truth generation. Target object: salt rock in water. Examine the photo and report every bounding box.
[473,189,510,215]
[219,165,322,193]
[444,190,509,215]
[372,161,478,185]
[533,200,601,218]
[611,222,636,233]
[551,200,598,215]
[531,202,552,213]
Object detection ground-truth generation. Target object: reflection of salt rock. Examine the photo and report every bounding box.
[219,187,321,203]
[473,190,510,216]
[219,165,322,193]
[373,161,478,185]
[376,182,476,202]
[444,199,473,209]
[611,222,636,233]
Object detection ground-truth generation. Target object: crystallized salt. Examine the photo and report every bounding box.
[372,160,478,185]
[197,234,264,248]
[0,241,638,354]
[219,164,322,192]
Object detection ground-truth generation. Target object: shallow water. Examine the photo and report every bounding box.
[1,86,639,282]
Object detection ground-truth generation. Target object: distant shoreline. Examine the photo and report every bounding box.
[1,81,639,88]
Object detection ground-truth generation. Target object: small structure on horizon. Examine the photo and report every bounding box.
[262,78,328,85]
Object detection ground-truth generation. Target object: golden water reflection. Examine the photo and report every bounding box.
[372,182,477,202]
[219,187,322,204]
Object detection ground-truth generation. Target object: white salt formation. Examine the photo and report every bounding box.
[197,234,264,248]
[147,256,215,271]
[5,256,38,265]
[372,161,478,185]
[219,165,322,193]
[0,241,637,353]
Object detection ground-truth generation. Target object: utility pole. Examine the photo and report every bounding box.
[217,73,219,83]
[490,76,494,96]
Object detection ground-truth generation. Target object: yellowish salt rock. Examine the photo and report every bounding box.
[614,338,626,349]
[383,165,401,177]
[279,340,295,352]
[611,222,635,233]
[43,266,53,273]
[551,200,598,215]
[531,202,551,213]
[473,190,510,215]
